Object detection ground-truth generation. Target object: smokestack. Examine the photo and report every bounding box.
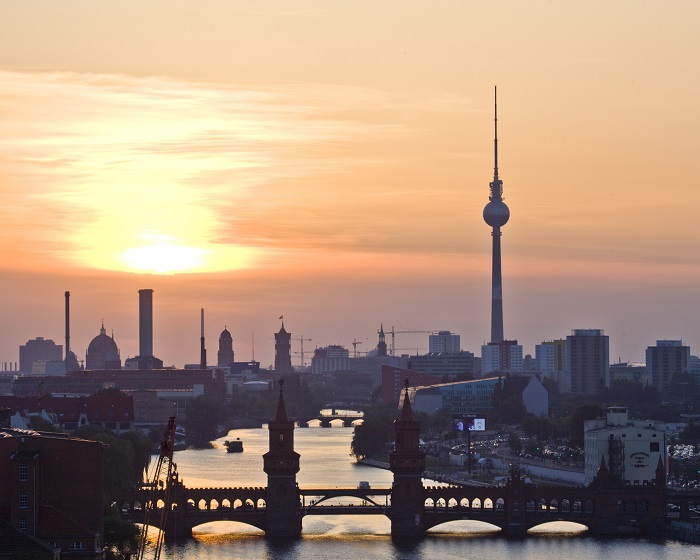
[139,289,154,358]
[65,291,70,369]
[200,308,207,370]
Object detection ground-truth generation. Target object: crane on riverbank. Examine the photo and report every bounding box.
[136,416,176,560]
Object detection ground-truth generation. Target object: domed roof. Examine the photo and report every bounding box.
[220,326,232,339]
[86,323,121,370]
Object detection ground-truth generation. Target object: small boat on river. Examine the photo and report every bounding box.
[224,438,243,453]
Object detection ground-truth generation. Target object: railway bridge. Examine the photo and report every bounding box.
[114,385,673,539]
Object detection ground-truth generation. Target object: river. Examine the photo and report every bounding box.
[158,424,698,560]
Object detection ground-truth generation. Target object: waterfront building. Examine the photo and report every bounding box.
[565,329,609,395]
[646,340,690,394]
[405,375,547,417]
[584,406,666,486]
[0,428,104,558]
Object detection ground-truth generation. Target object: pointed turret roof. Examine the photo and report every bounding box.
[400,380,414,422]
[274,380,288,422]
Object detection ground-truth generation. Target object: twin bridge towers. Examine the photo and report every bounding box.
[116,385,670,540]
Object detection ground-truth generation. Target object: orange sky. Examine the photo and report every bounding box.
[0,1,699,368]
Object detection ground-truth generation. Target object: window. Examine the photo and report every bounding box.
[19,490,28,509]
[19,462,27,482]
[650,442,660,452]
[19,517,27,531]
[70,542,87,550]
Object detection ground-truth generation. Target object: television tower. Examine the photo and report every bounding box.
[482,86,510,343]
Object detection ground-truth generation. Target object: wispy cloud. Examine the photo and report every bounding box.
[3,71,472,273]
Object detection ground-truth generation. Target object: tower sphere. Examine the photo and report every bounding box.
[483,199,510,228]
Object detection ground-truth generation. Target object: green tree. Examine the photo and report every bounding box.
[351,402,397,460]
[508,431,522,454]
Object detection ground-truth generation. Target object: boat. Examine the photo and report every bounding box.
[224,438,243,453]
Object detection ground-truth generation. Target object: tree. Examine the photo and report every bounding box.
[351,402,397,460]
[185,395,227,447]
[508,432,522,454]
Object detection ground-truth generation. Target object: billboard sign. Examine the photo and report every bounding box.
[452,415,485,432]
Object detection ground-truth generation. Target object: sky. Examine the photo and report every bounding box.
[1,1,699,369]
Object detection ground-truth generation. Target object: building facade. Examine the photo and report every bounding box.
[481,340,523,375]
[646,340,690,394]
[311,345,350,375]
[0,429,104,558]
[405,375,547,417]
[565,329,609,395]
[274,322,293,374]
[584,406,666,485]
[428,331,461,353]
[217,327,235,366]
[19,338,62,374]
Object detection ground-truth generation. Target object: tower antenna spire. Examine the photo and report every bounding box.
[493,85,499,184]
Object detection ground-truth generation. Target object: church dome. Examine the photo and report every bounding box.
[86,323,121,370]
[220,327,232,340]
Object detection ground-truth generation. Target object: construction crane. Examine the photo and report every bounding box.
[292,335,312,366]
[136,417,176,560]
[352,338,363,358]
[389,327,433,356]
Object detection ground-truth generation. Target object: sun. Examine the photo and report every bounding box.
[120,241,209,274]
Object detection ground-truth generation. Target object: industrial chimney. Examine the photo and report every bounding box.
[200,308,207,370]
[65,291,70,370]
[139,289,154,358]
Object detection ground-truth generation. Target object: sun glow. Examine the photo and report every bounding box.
[120,241,209,274]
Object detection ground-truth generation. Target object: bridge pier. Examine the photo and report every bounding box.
[343,419,353,427]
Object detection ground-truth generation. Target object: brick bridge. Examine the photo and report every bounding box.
[113,387,679,540]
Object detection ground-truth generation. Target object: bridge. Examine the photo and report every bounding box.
[113,386,680,540]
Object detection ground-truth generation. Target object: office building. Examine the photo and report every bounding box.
[646,340,690,394]
[565,329,609,395]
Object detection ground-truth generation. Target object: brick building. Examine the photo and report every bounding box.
[0,429,104,558]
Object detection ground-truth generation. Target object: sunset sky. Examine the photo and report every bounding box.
[1,1,699,369]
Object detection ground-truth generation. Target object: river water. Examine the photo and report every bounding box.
[159,424,698,560]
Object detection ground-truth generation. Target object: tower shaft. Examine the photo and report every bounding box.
[490,227,504,343]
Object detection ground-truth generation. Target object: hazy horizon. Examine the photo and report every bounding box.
[1,1,699,369]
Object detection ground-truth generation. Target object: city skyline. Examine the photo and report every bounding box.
[1,2,699,368]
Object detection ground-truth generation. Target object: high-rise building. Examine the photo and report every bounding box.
[646,340,690,394]
[565,329,609,395]
[311,345,350,374]
[483,87,510,344]
[428,331,461,353]
[535,339,567,388]
[19,338,62,374]
[481,339,522,375]
[274,321,293,374]
[218,327,234,366]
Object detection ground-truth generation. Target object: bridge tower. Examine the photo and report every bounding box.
[263,381,302,537]
[389,382,426,537]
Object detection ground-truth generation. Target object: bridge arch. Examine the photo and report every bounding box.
[528,521,589,534]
